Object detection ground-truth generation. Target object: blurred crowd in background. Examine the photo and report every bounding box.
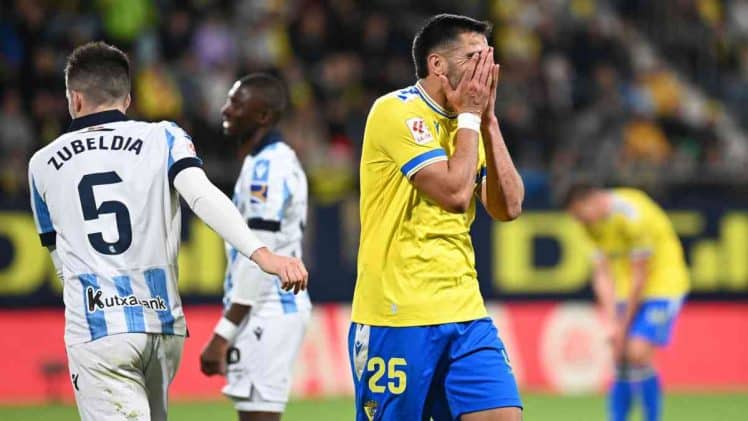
[1,0,747,206]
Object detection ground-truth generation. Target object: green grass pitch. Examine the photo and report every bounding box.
[1,393,746,420]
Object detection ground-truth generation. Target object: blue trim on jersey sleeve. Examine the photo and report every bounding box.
[144,268,174,334]
[400,149,448,179]
[31,178,54,234]
[79,274,108,341]
[275,280,298,314]
[113,275,145,333]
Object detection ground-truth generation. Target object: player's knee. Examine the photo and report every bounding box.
[625,338,655,366]
[626,352,650,367]
[492,406,522,421]
[501,407,523,421]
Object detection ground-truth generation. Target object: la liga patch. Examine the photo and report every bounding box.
[406,117,434,145]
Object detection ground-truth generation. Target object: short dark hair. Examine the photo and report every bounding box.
[238,73,288,124]
[412,14,493,79]
[560,182,600,209]
[65,41,131,105]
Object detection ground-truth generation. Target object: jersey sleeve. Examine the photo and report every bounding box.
[163,122,203,186]
[28,159,56,247]
[369,100,447,179]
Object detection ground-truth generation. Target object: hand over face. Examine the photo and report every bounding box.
[440,47,495,115]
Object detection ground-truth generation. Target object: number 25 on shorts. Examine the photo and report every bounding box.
[367,357,407,394]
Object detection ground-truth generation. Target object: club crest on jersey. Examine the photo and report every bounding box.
[363,400,377,421]
[406,117,434,145]
[253,159,270,182]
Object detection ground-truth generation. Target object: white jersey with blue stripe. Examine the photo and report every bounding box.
[223,132,311,317]
[28,110,202,345]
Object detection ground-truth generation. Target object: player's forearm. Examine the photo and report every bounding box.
[411,127,479,213]
[212,302,250,344]
[622,258,648,331]
[223,302,251,325]
[174,167,265,260]
[481,118,523,221]
[593,260,616,322]
[443,130,480,209]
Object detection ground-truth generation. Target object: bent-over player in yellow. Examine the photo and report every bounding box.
[564,185,689,421]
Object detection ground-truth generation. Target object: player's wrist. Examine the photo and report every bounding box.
[457,112,482,133]
[250,247,273,270]
[213,317,239,342]
[481,113,498,128]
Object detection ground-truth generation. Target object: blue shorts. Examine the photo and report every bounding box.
[618,297,684,346]
[348,318,522,421]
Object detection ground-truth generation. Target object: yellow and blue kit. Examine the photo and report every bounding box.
[584,188,689,345]
[349,82,521,420]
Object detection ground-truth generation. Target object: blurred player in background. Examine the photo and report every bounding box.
[200,73,311,421]
[563,184,690,421]
[350,14,524,421]
[27,42,307,421]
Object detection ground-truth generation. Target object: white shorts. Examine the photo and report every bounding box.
[223,311,310,413]
[66,333,184,421]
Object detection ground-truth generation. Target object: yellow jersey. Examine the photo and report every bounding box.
[584,188,690,300]
[351,82,488,327]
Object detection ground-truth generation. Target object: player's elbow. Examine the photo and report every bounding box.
[453,189,476,213]
[503,201,523,221]
[489,200,522,221]
[440,189,473,213]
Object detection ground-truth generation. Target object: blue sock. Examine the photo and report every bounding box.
[636,369,662,421]
[608,367,633,421]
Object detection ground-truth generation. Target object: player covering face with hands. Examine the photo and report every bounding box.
[350,14,523,421]
[27,42,306,421]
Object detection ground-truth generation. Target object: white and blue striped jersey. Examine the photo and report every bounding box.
[28,110,202,345]
[223,131,311,317]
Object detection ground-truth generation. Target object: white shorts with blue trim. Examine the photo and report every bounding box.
[223,310,310,413]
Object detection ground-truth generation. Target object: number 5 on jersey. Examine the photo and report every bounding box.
[78,171,132,255]
[367,357,407,394]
